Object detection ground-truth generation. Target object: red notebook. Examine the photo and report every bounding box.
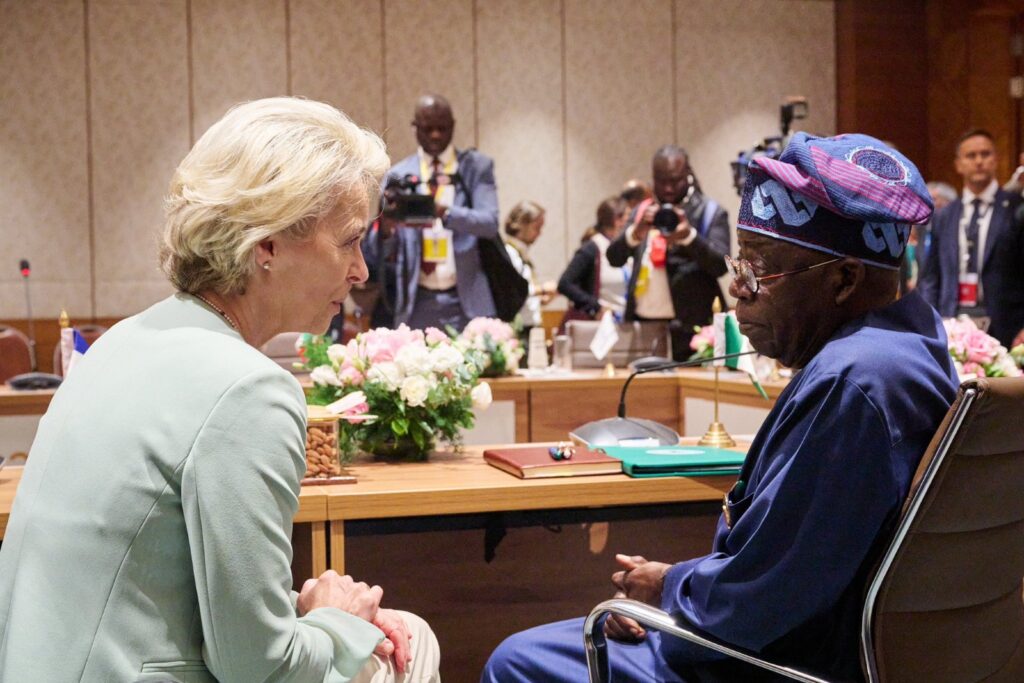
[483,445,622,479]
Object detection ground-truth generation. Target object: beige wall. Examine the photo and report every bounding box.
[0,0,835,320]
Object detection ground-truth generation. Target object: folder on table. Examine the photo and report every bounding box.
[599,445,745,478]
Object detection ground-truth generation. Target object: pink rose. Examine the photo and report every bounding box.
[338,365,364,385]
[343,401,370,417]
[425,327,449,345]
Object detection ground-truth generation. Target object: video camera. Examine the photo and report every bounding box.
[730,96,808,196]
[380,174,437,227]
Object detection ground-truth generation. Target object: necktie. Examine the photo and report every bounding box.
[421,156,443,275]
[965,198,982,274]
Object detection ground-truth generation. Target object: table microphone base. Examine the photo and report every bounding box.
[569,417,680,448]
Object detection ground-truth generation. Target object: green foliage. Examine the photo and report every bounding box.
[299,330,482,461]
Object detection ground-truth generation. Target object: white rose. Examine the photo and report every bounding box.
[430,344,464,374]
[395,343,432,377]
[366,361,403,391]
[471,382,492,411]
[399,375,431,407]
[326,344,348,366]
[310,365,341,387]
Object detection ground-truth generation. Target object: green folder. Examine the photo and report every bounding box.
[599,445,745,478]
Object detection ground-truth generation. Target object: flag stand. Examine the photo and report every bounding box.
[698,366,736,447]
[698,298,736,447]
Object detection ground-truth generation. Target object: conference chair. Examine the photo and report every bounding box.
[261,332,304,373]
[0,326,33,383]
[584,376,1024,682]
[52,324,108,376]
[566,320,671,369]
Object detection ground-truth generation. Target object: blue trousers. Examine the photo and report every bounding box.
[481,617,690,683]
[407,287,470,333]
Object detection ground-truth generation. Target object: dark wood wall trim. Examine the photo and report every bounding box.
[838,0,1022,188]
[835,0,929,176]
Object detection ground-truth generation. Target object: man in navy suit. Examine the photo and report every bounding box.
[918,129,1024,347]
[363,94,498,332]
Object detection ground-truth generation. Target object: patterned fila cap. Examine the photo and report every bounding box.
[737,132,933,269]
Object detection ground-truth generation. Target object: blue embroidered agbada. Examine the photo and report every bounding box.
[482,291,956,683]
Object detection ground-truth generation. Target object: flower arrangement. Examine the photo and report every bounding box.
[688,325,715,362]
[456,317,523,377]
[943,316,1022,380]
[299,325,492,461]
[1013,343,1024,370]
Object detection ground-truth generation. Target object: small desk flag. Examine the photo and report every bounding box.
[713,311,768,399]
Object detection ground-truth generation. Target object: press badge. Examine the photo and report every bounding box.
[635,264,650,297]
[422,222,449,263]
[958,272,979,307]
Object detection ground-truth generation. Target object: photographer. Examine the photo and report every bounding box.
[607,145,731,360]
[362,94,499,332]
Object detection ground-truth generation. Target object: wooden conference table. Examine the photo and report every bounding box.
[0,442,740,577]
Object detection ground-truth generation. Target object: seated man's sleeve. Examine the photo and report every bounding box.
[183,369,383,682]
[659,374,899,662]
[447,155,499,238]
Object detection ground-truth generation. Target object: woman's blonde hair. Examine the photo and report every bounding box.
[503,200,545,238]
[160,97,389,294]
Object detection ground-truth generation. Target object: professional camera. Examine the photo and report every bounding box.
[731,96,808,196]
[380,174,437,226]
[653,204,680,235]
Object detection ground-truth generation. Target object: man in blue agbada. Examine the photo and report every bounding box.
[482,133,959,682]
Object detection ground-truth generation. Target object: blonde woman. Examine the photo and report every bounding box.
[503,200,556,329]
[0,98,440,683]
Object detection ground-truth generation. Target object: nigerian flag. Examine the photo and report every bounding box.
[712,311,768,400]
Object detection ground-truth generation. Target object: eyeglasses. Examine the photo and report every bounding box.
[725,255,842,294]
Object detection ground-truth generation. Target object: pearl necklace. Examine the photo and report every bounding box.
[193,292,238,331]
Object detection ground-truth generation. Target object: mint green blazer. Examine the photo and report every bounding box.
[0,294,383,682]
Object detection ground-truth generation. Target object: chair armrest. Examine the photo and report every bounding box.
[582,599,830,683]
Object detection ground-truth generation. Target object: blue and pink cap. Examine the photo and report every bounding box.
[737,132,933,269]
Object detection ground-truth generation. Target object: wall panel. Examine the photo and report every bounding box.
[191,0,288,138]
[290,0,385,134]
[564,0,675,259]
[0,0,90,319]
[89,0,188,316]
[1,0,842,321]
[476,0,565,282]
[677,0,836,236]
[382,0,476,160]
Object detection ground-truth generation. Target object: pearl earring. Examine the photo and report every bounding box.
[262,262,271,271]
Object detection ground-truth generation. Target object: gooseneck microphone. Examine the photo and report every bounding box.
[569,350,759,447]
[617,350,757,419]
[19,259,37,370]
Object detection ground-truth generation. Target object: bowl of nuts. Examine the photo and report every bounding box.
[303,406,355,485]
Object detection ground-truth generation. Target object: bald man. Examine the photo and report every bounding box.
[363,94,500,332]
[607,146,731,360]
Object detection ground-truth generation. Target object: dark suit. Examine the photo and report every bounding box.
[363,148,498,328]
[917,188,1024,346]
[607,192,730,359]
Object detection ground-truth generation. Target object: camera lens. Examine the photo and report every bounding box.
[653,204,679,235]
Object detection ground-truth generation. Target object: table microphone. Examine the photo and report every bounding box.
[569,350,757,447]
[18,259,37,370]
